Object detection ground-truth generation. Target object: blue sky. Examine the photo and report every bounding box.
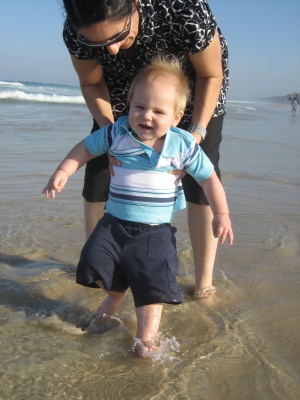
[1,0,299,99]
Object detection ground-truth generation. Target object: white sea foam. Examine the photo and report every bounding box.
[227,99,255,104]
[0,90,84,104]
[0,80,25,87]
[0,80,83,104]
[233,106,257,111]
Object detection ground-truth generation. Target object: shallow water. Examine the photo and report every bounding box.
[1,90,300,399]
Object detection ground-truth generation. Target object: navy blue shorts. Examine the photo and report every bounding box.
[76,213,182,308]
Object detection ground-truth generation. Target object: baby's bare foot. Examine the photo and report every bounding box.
[194,286,216,300]
[96,292,127,321]
[84,292,127,334]
[134,338,160,358]
[85,315,120,334]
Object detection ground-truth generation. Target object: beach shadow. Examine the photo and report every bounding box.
[0,253,93,332]
[0,252,75,272]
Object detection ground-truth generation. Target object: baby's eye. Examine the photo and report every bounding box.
[136,105,144,110]
[155,110,164,115]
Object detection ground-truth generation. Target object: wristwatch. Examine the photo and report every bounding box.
[188,123,207,142]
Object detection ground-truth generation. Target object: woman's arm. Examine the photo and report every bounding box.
[188,30,223,143]
[71,56,114,127]
[71,56,121,173]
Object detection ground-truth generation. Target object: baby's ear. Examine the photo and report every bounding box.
[172,110,184,127]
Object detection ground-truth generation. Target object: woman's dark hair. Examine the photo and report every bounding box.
[63,0,135,28]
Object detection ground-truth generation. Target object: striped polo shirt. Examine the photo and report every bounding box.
[85,116,213,224]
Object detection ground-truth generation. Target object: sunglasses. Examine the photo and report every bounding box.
[77,13,132,47]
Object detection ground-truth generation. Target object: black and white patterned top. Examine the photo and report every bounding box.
[63,0,229,128]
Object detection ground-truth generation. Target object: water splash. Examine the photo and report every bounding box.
[84,314,123,334]
[132,333,182,364]
[35,313,84,335]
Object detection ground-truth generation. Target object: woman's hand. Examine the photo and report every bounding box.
[168,169,187,184]
[108,153,122,176]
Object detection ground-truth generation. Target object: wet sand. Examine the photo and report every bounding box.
[0,99,299,399]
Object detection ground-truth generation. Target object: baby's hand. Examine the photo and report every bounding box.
[212,213,234,245]
[42,169,69,199]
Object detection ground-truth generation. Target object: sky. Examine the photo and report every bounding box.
[1,0,299,99]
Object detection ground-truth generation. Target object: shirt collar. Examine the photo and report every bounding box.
[118,116,182,157]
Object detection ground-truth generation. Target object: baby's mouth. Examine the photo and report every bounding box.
[139,124,152,130]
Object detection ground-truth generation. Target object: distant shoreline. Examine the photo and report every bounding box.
[260,93,299,104]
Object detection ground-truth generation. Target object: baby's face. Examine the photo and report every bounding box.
[128,75,183,148]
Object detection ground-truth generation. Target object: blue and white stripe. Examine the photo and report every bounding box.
[84,116,213,223]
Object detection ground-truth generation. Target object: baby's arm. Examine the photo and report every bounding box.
[199,171,234,245]
[42,140,94,199]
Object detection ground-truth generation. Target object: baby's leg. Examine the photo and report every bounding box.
[134,304,163,357]
[95,280,127,321]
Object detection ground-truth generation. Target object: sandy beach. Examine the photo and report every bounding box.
[0,82,300,399]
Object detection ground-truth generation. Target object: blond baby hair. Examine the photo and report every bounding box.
[128,55,191,114]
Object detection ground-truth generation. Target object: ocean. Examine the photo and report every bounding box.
[1,80,300,399]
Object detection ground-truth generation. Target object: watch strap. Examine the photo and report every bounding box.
[188,123,207,141]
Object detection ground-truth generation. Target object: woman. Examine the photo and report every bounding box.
[62,0,229,300]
